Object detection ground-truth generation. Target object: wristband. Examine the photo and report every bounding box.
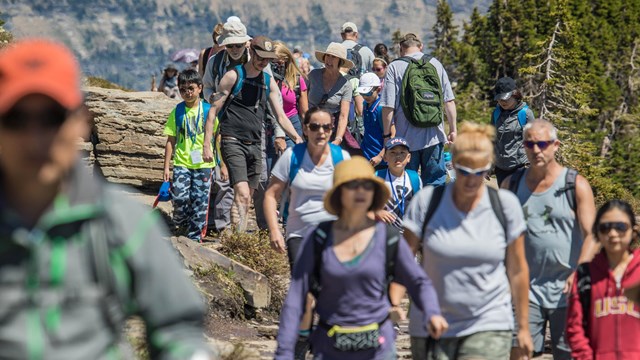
[383,133,392,139]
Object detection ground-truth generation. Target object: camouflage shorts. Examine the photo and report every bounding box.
[412,330,511,360]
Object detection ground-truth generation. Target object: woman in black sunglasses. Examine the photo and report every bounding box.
[566,199,640,360]
[491,77,535,185]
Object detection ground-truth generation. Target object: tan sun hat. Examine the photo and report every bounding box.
[315,42,354,69]
[218,20,252,46]
[324,156,390,216]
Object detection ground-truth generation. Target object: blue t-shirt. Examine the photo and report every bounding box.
[361,98,385,161]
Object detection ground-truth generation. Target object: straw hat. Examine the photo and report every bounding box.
[315,42,354,69]
[324,156,390,215]
[218,20,252,46]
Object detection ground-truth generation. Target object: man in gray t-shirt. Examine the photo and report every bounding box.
[340,22,375,74]
[501,119,598,359]
[380,33,457,187]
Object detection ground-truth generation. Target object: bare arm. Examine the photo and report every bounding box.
[203,71,235,162]
[298,89,309,119]
[269,80,303,143]
[163,136,176,182]
[575,175,598,262]
[444,100,457,143]
[354,95,364,117]
[382,106,394,144]
[506,234,533,358]
[263,177,287,254]
[333,100,351,145]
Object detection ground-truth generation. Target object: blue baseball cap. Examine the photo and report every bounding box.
[385,137,410,151]
[153,181,172,209]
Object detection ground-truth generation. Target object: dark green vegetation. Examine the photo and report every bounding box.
[425,0,640,206]
[0,13,12,48]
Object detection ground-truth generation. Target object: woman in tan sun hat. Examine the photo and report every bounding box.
[307,43,359,155]
[275,156,447,360]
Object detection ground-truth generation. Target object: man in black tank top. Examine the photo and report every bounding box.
[203,36,302,232]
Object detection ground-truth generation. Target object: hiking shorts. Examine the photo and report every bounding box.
[220,137,262,189]
[413,330,511,360]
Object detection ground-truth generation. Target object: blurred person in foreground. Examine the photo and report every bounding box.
[0,38,213,359]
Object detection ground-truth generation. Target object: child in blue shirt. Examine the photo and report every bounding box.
[358,72,392,169]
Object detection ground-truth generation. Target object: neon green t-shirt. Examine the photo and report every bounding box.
[163,101,218,169]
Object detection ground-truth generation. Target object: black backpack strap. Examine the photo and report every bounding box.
[564,168,578,212]
[211,51,225,85]
[576,263,592,332]
[384,225,401,302]
[487,187,508,237]
[309,221,334,299]
[508,168,526,194]
[421,185,446,238]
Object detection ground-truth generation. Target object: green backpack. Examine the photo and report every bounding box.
[397,55,444,128]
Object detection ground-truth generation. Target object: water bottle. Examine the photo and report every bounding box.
[444,151,456,181]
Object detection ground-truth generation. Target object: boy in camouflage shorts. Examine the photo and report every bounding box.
[163,69,218,241]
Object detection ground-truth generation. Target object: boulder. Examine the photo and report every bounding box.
[85,87,179,189]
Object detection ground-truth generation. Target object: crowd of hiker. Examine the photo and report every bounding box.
[2,14,639,360]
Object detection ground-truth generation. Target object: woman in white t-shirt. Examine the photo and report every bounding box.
[402,122,534,360]
[263,107,350,355]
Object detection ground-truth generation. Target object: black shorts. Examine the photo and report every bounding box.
[220,138,262,189]
[286,236,304,275]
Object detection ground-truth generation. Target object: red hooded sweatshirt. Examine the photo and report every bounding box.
[566,249,640,360]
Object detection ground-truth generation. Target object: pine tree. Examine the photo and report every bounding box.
[431,0,459,78]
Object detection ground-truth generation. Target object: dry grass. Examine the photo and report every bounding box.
[86,76,133,92]
[194,264,246,319]
[217,230,290,314]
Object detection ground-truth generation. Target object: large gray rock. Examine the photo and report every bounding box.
[85,87,179,189]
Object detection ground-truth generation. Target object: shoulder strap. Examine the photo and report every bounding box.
[353,43,363,52]
[421,185,445,237]
[202,101,211,128]
[231,65,245,97]
[406,170,421,195]
[576,262,592,332]
[175,102,187,137]
[565,168,578,212]
[492,106,501,126]
[289,143,307,184]
[264,71,272,98]
[211,51,225,83]
[517,104,529,127]
[329,143,344,165]
[384,225,401,300]
[310,221,334,299]
[487,187,508,236]
[508,168,526,194]
[375,168,387,179]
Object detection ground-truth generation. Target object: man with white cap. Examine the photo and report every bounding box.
[0,39,214,359]
[203,36,302,233]
[340,21,375,75]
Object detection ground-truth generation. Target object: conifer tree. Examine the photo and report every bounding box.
[431,0,459,78]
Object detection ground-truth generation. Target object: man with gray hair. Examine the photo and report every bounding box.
[380,33,457,187]
[501,119,599,359]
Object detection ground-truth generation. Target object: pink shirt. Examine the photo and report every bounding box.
[281,77,307,118]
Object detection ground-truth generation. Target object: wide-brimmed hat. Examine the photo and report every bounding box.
[324,156,390,215]
[494,77,516,101]
[218,20,252,46]
[315,42,354,69]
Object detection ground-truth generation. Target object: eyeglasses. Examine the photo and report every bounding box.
[373,67,385,72]
[253,52,270,63]
[454,163,492,177]
[524,140,555,150]
[226,44,244,49]
[598,222,631,234]
[343,180,376,191]
[0,105,68,131]
[306,123,333,132]
[179,85,199,94]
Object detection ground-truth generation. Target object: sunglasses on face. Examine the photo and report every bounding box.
[226,44,244,49]
[343,180,376,191]
[0,105,68,131]
[306,123,333,132]
[598,222,631,234]
[524,140,555,150]
[454,163,492,177]
[360,90,376,97]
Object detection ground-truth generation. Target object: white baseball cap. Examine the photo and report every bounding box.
[357,72,382,94]
[341,22,358,33]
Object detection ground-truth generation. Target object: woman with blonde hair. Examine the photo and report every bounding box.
[402,122,534,359]
[275,156,447,359]
[272,41,308,149]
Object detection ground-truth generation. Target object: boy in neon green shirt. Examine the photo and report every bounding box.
[163,69,218,241]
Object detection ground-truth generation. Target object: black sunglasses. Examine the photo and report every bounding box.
[343,180,375,191]
[598,222,631,234]
[307,123,333,132]
[0,104,68,131]
[226,44,244,49]
[524,140,555,150]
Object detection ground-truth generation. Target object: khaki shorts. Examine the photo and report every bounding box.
[411,330,511,360]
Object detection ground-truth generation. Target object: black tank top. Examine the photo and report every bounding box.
[220,71,268,143]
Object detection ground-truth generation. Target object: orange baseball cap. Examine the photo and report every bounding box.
[0,38,83,114]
